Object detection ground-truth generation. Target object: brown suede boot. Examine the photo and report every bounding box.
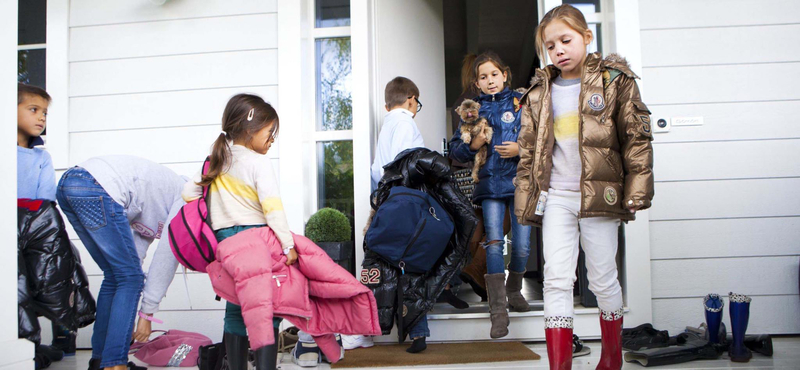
[461,245,488,300]
[506,270,531,312]
[485,273,509,338]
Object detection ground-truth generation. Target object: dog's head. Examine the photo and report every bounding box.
[456,99,481,124]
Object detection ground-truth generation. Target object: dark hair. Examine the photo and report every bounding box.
[18,83,51,105]
[473,51,512,88]
[460,53,479,95]
[198,94,280,187]
[384,77,420,109]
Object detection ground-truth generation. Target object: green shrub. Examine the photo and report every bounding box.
[305,208,352,243]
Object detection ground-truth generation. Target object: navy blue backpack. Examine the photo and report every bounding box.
[366,186,455,274]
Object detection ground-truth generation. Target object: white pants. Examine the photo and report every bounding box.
[542,189,623,325]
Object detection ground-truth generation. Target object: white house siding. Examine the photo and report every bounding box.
[640,0,800,335]
[40,0,282,347]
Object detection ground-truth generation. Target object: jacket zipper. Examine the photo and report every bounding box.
[399,218,427,275]
[272,274,287,287]
[577,61,588,218]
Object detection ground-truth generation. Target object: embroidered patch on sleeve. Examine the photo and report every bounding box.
[360,268,381,285]
[639,115,652,135]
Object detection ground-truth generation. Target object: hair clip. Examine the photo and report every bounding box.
[247,108,255,121]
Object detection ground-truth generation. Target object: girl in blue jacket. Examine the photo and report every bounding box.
[448,51,532,339]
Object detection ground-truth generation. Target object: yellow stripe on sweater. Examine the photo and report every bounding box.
[261,197,284,215]
[210,174,259,202]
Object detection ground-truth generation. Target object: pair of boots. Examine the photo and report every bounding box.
[485,272,531,338]
[224,329,279,370]
[704,292,753,362]
[545,310,623,370]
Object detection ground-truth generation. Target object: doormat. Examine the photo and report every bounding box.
[330,341,540,368]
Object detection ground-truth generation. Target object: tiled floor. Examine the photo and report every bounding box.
[50,337,800,370]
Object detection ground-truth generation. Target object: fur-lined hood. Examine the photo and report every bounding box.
[525,52,638,94]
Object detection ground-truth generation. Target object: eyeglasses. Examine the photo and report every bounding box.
[409,96,423,113]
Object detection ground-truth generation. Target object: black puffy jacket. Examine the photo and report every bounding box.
[362,148,478,342]
[18,200,96,343]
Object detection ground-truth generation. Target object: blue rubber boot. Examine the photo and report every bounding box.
[728,292,752,362]
[703,294,724,344]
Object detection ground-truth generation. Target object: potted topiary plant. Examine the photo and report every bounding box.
[305,207,354,275]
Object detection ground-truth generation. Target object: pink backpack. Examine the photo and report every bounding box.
[168,158,217,272]
[129,330,212,367]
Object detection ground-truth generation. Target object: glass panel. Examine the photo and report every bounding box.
[18,0,47,45]
[317,140,354,239]
[315,0,351,28]
[315,38,352,131]
[563,0,600,13]
[18,49,46,89]
[588,23,601,54]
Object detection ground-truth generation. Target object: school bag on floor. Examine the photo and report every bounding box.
[366,186,454,274]
[129,330,212,367]
[168,158,217,272]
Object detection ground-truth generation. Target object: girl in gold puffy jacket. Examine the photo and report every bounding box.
[515,4,654,370]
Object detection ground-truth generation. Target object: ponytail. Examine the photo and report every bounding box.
[196,93,279,187]
[198,133,231,187]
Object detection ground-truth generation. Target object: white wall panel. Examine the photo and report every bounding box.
[651,256,799,298]
[652,295,800,335]
[642,24,800,67]
[651,217,800,259]
[653,139,800,182]
[40,309,225,349]
[640,0,800,30]
[70,0,276,27]
[69,86,278,132]
[646,63,800,105]
[69,126,280,165]
[70,13,278,62]
[70,49,278,97]
[650,178,800,221]
[648,100,800,143]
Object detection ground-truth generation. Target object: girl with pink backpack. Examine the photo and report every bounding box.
[182,94,296,370]
[56,156,186,370]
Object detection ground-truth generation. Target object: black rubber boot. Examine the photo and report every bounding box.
[51,323,76,356]
[623,332,723,367]
[224,332,251,370]
[253,328,279,370]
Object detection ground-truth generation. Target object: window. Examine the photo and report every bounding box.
[563,0,610,54]
[18,0,47,89]
[310,0,354,235]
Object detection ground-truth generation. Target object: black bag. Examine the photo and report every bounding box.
[197,341,226,370]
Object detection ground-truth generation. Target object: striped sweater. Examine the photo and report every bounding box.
[183,145,294,251]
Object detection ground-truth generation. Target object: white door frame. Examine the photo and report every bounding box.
[336,0,653,336]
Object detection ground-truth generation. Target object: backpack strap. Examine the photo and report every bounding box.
[201,156,212,200]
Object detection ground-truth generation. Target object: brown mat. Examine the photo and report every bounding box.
[331,341,540,368]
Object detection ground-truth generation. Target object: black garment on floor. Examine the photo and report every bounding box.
[622,323,671,351]
[623,332,723,367]
[363,148,478,342]
[18,200,96,344]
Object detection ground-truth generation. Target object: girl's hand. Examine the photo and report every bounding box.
[495,141,519,158]
[469,131,488,151]
[285,248,298,265]
[133,315,153,343]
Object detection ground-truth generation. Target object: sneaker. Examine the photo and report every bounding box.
[291,341,321,367]
[341,335,374,350]
[321,334,345,363]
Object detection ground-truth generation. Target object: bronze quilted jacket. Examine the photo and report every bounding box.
[515,52,654,226]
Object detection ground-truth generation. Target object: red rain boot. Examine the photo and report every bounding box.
[545,322,573,370]
[597,309,623,370]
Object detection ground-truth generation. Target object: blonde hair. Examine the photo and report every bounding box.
[535,4,593,65]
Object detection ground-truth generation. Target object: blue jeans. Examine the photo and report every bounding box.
[482,198,532,274]
[408,315,430,339]
[56,167,144,368]
[214,225,283,337]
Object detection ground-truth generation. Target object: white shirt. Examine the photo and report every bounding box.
[371,108,425,189]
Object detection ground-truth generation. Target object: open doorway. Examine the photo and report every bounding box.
[439,0,623,316]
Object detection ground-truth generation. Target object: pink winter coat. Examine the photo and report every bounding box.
[206,227,381,362]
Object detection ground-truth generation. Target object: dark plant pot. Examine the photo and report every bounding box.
[317,241,354,276]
